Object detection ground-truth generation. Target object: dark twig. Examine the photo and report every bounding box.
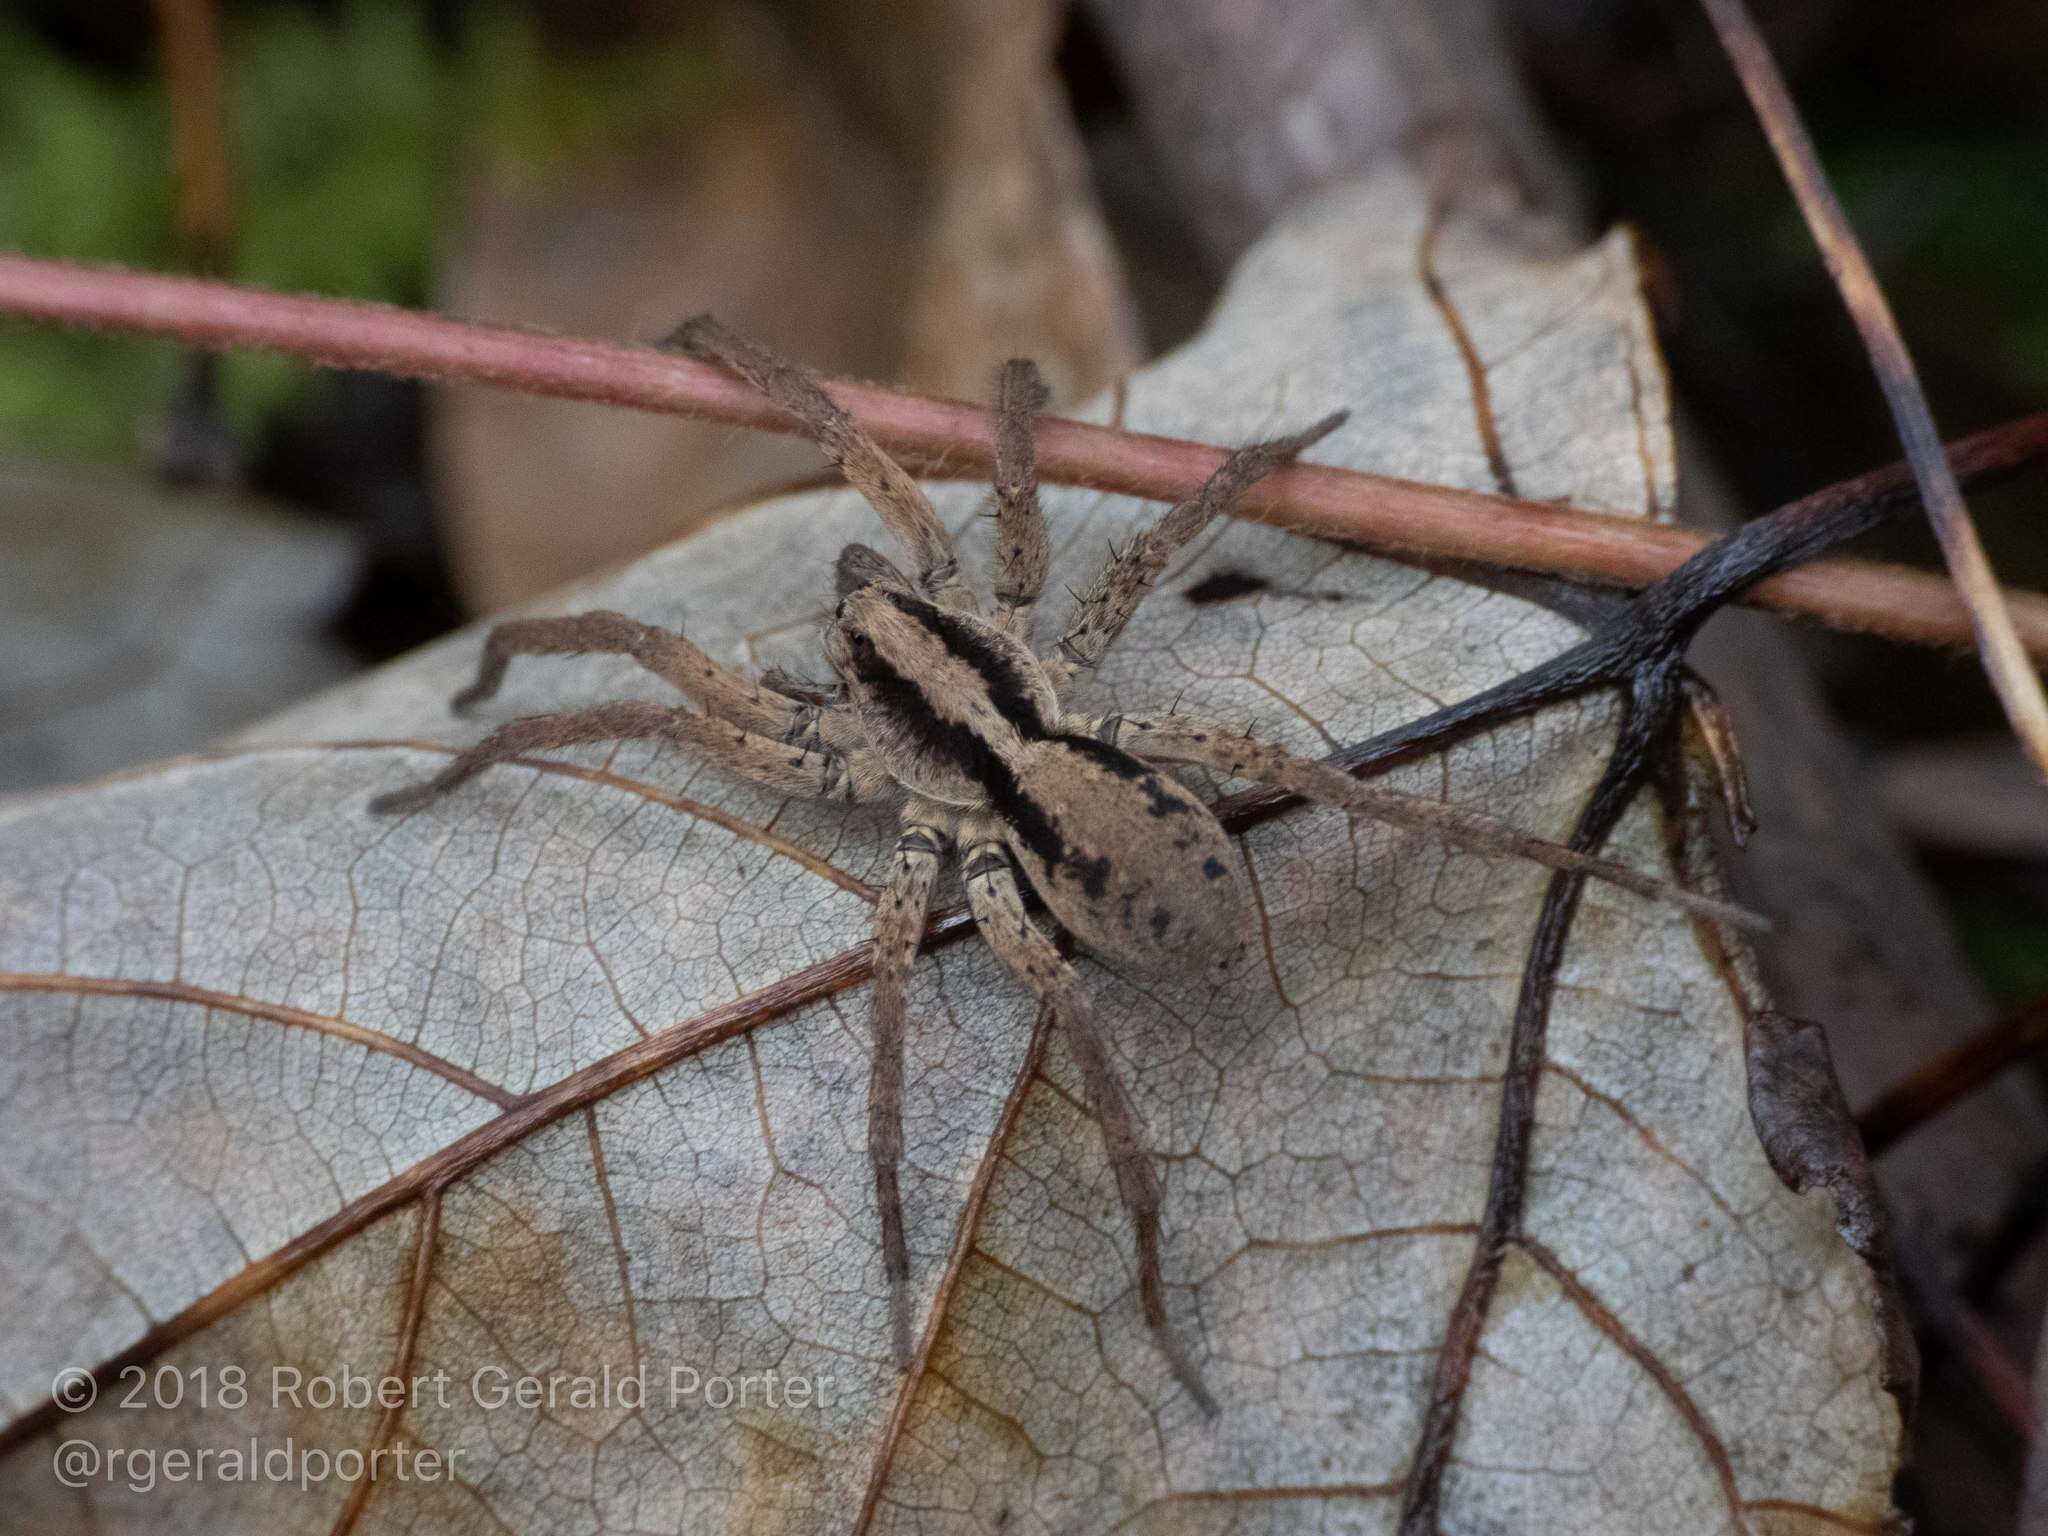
[1096,318,1996,1529]
[1397,693,1672,1534]
[1859,998,2048,1157]
[1219,413,2048,845]
[0,256,2046,657]
[1186,426,2048,1487]
[1227,405,2046,1529]
[1255,253,2045,1532]
[1698,0,2048,779]
[1366,538,1821,1528]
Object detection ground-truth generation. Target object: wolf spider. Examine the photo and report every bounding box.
[369,317,1755,1411]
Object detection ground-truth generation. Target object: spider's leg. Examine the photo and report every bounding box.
[868,800,951,1365]
[667,316,977,614]
[990,359,1051,645]
[453,610,802,737]
[1081,711,1764,931]
[1045,411,1346,689]
[958,818,1219,1416]
[367,701,891,815]
[759,667,846,709]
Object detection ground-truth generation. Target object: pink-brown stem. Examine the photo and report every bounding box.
[2,254,2047,659]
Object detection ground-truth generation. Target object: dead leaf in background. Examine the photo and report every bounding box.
[0,460,358,797]
[1875,737,2048,859]
[815,0,1146,401]
[1,173,1898,1532]
[434,0,1141,614]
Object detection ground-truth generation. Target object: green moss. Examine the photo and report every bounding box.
[1950,887,2048,1010]
[1833,133,2048,397]
[0,2,710,456]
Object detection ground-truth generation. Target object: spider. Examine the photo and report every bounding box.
[369,317,1756,1412]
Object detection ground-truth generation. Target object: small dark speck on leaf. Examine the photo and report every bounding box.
[1184,570,1271,605]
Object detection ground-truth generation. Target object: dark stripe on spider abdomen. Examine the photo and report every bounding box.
[1054,733,1200,819]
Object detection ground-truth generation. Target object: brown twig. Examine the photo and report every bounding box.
[1859,998,2048,1157]
[1949,1299,2038,1438]
[1699,0,2048,778]
[1,254,2046,656]
[1895,1240,2038,1439]
[1961,1154,2048,1307]
[152,0,237,277]
[150,0,242,488]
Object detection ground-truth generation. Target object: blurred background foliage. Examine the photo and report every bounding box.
[4,3,2043,551]
[0,0,715,454]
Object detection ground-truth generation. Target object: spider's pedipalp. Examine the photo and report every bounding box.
[666,316,976,614]
[367,700,893,815]
[868,800,951,1365]
[1050,410,1347,684]
[453,611,801,738]
[991,358,1051,645]
[835,543,915,599]
[1087,710,1766,931]
[959,818,1219,1416]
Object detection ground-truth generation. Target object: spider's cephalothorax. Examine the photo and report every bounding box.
[369,317,1757,1413]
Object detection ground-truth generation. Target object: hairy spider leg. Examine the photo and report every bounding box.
[868,800,952,1365]
[367,700,892,814]
[1047,411,1349,686]
[1082,711,1763,930]
[451,610,808,737]
[958,816,1220,1417]
[990,359,1051,646]
[668,315,978,615]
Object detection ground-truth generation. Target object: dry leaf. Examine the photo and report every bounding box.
[0,173,1900,1532]
[434,0,1139,613]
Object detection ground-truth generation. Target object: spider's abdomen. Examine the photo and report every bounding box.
[999,735,1244,976]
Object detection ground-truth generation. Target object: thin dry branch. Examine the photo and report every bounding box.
[1859,999,2048,1157]
[2,254,2047,658]
[1699,0,2048,777]
[152,0,237,276]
